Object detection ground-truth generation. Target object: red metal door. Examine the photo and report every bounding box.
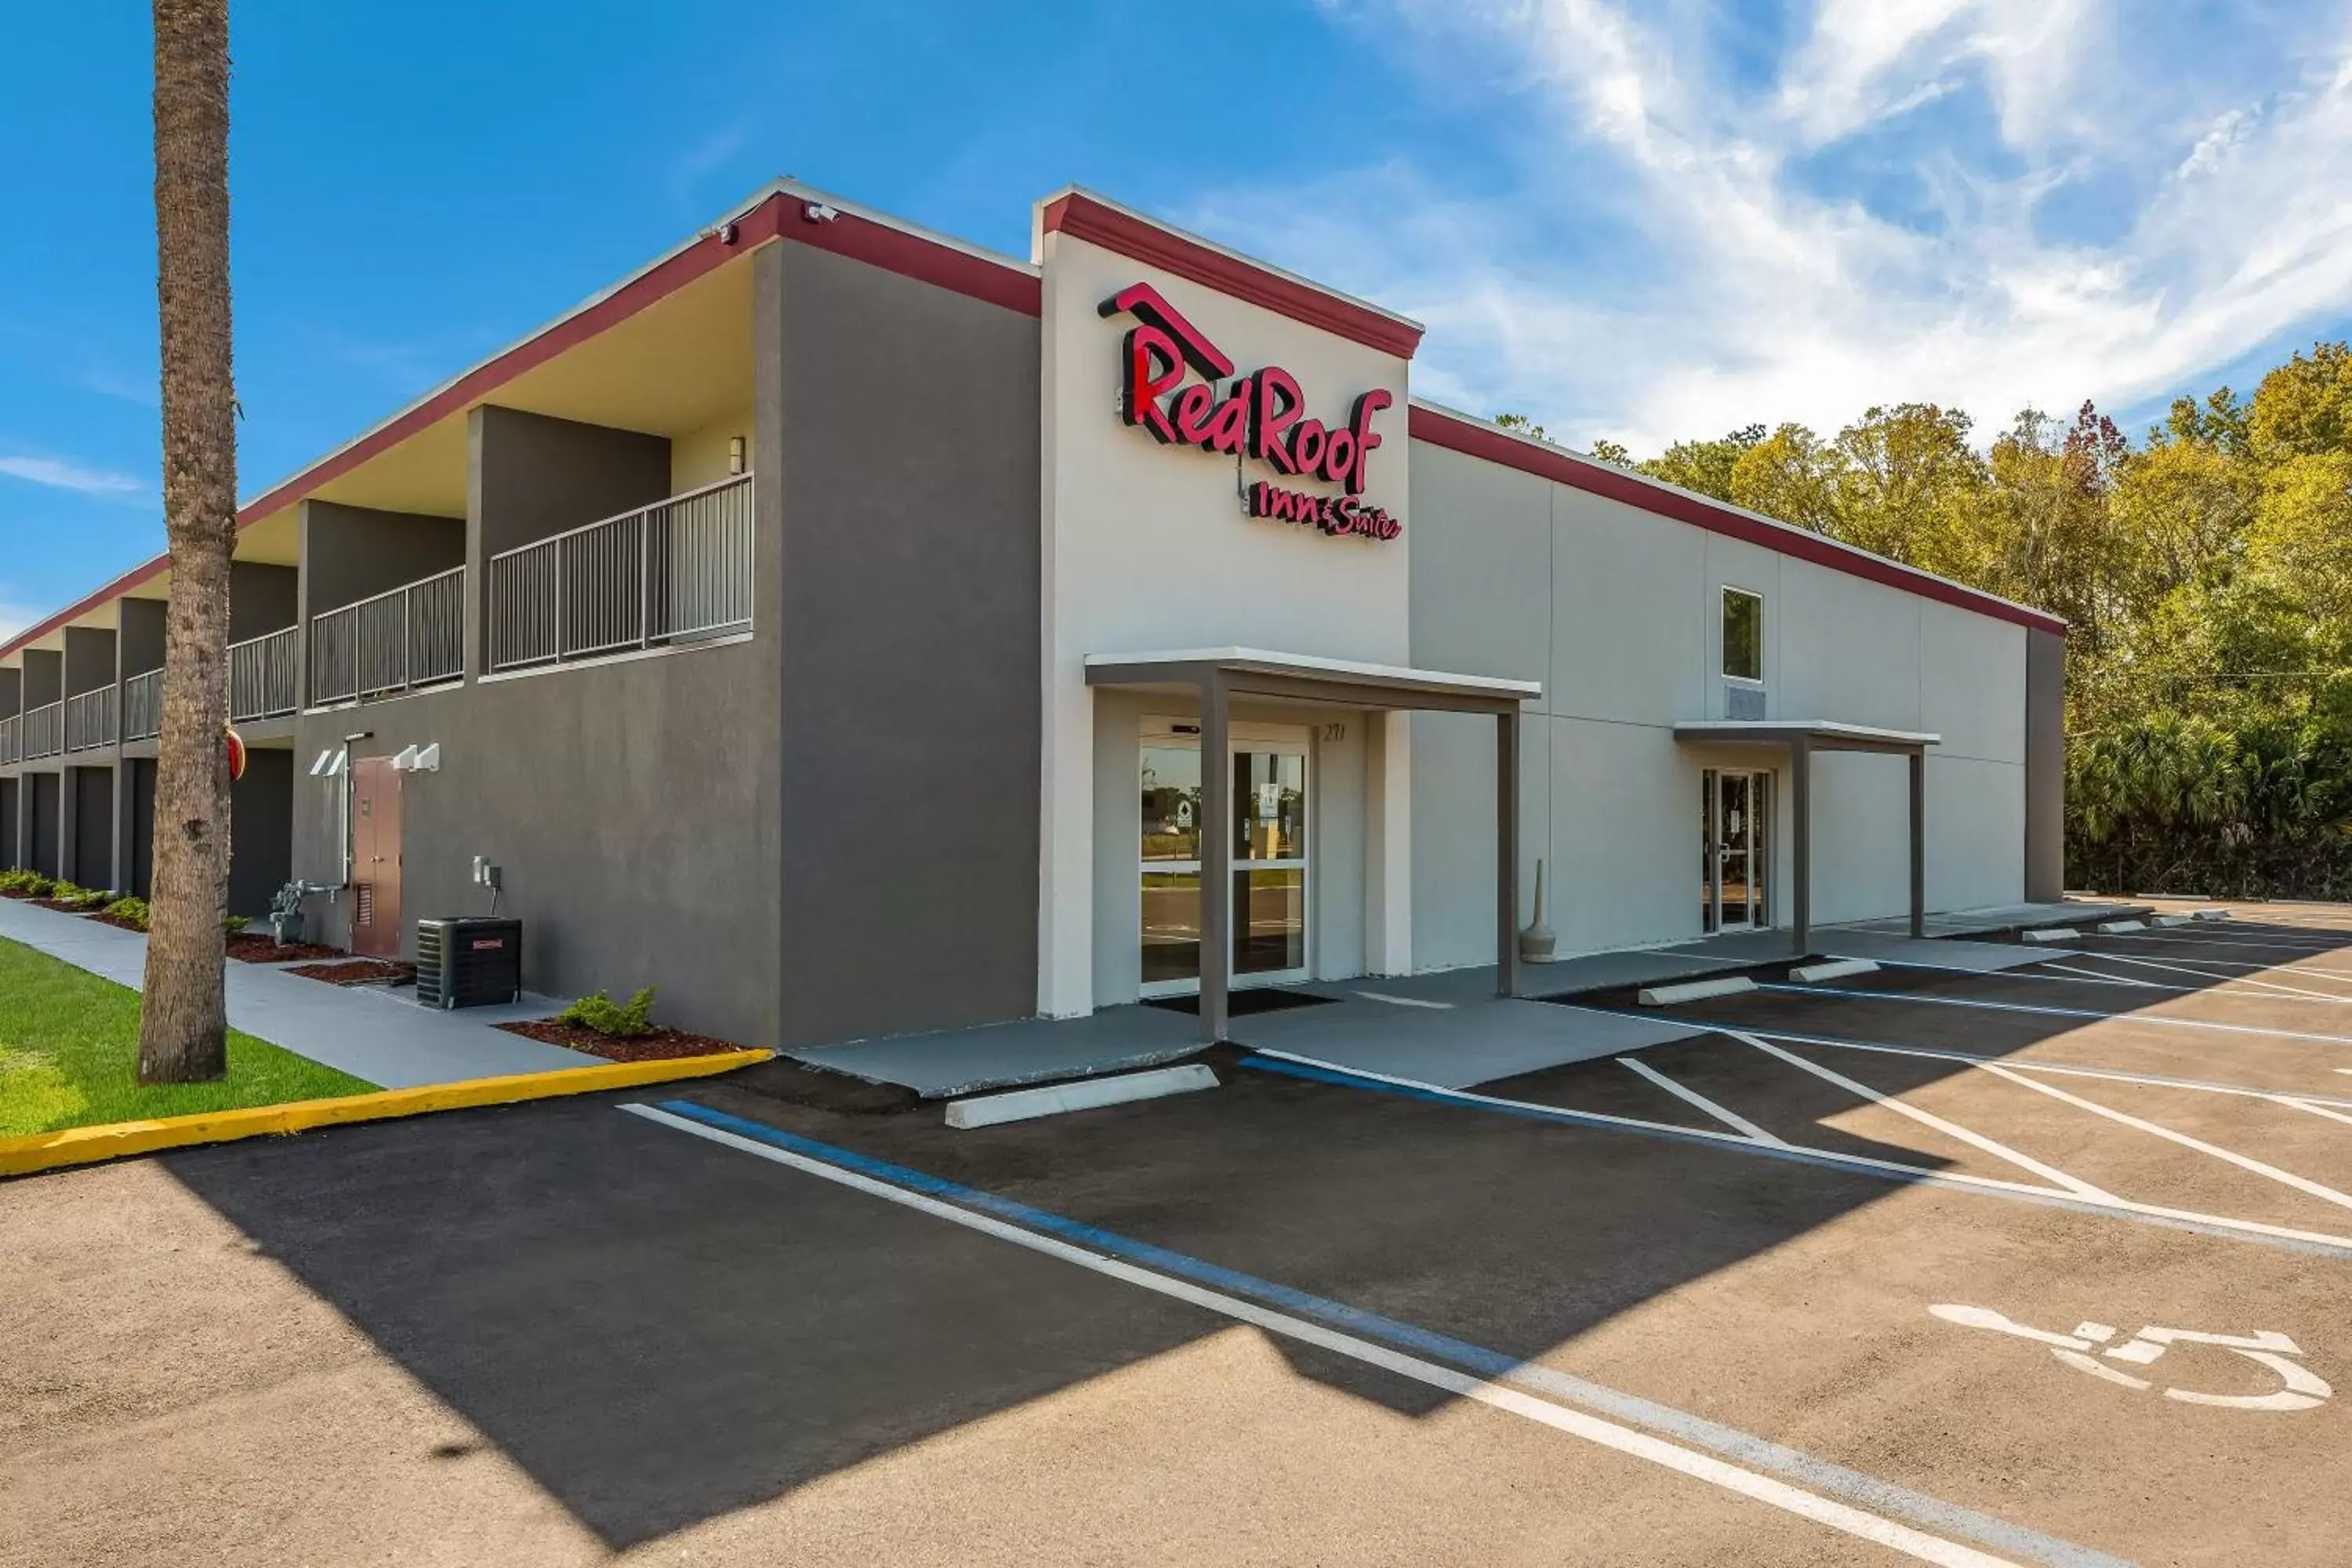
[350,757,403,959]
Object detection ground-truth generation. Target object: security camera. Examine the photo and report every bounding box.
[803,201,839,223]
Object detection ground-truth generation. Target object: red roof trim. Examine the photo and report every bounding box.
[1043,191,1424,361]
[4,192,1040,660]
[1409,405,2068,637]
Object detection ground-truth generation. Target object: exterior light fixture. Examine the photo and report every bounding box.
[392,746,420,772]
[308,750,336,777]
[728,435,746,475]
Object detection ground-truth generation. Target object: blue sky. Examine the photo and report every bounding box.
[5,0,2352,633]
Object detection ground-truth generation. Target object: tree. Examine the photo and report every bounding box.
[1728,423,1844,534]
[136,0,236,1085]
[1639,423,1766,503]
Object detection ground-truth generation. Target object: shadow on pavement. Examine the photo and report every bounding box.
[154,916,2352,1551]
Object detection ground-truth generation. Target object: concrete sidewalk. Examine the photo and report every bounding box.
[0,898,597,1088]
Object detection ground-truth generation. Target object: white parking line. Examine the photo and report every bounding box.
[1970,1065,2352,1213]
[626,1102,2034,1568]
[1251,1048,2352,1254]
[2067,949,2352,985]
[2096,929,2352,953]
[1619,1057,1786,1143]
[1727,1024,2352,1111]
[1734,1033,2115,1200]
[1761,983,2352,1046]
[2085,952,2352,1005]
[2275,1097,2352,1129]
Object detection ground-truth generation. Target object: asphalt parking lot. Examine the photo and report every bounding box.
[5,908,2350,1566]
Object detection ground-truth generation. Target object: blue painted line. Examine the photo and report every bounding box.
[1236,1057,2352,1259]
[644,1098,2129,1568]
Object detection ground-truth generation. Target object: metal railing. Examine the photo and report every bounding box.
[230,626,299,721]
[488,473,754,673]
[0,714,17,766]
[122,668,163,742]
[22,701,63,760]
[65,688,118,753]
[308,566,466,708]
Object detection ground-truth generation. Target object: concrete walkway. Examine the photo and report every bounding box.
[0,898,598,1089]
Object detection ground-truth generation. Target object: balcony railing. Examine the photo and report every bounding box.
[122,668,163,742]
[488,473,753,673]
[22,701,63,760]
[0,714,17,766]
[65,688,118,753]
[308,566,466,708]
[230,626,299,721]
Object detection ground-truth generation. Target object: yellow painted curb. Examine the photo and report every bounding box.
[0,1047,774,1179]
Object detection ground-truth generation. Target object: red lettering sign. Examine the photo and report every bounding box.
[1103,283,1400,539]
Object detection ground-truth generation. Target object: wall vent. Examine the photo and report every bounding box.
[1726,684,1767,720]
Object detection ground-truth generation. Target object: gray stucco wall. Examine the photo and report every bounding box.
[230,562,300,643]
[466,406,673,681]
[118,599,166,675]
[0,667,20,717]
[71,764,114,890]
[768,239,1042,1046]
[290,635,782,1044]
[29,771,60,877]
[21,651,60,709]
[2024,627,2066,901]
[62,630,114,699]
[228,748,292,916]
[301,501,466,618]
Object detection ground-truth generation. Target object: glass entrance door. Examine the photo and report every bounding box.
[1701,768,1771,933]
[1139,720,1310,995]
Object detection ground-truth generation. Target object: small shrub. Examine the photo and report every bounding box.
[223,915,251,936]
[67,886,111,911]
[557,985,659,1038]
[0,869,53,898]
[102,897,151,931]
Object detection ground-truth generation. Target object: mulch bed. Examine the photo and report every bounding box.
[31,898,102,914]
[289,959,416,985]
[498,1018,750,1064]
[87,913,147,933]
[226,934,345,964]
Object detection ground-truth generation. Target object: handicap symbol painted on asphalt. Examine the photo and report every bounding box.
[1931,1303,2333,1411]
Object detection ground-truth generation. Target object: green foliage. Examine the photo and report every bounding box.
[223,915,250,936]
[0,869,56,898]
[102,898,151,931]
[42,883,111,911]
[557,985,659,1038]
[1611,338,2352,898]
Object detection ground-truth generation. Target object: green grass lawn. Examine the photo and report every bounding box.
[0,935,378,1137]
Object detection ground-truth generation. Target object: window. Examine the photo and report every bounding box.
[1722,587,1763,682]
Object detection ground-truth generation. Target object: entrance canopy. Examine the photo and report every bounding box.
[1083,647,1538,713]
[1087,648,1541,1042]
[1671,719,1940,955]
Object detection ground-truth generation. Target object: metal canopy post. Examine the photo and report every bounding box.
[1790,733,1813,957]
[1197,670,1232,1045]
[1909,748,1926,939]
[1497,707,1522,999]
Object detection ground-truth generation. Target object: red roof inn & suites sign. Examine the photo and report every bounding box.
[1102,282,1401,543]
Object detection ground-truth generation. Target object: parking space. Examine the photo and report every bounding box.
[6,912,2350,1565]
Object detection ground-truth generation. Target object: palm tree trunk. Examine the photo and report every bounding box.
[137,0,235,1085]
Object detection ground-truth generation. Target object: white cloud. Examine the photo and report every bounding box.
[1185,1,2352,452]
[0,454,147,496]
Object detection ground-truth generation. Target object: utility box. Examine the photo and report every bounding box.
[416,916,523,1010]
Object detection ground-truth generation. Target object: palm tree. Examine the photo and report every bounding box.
[136,0,235,1084]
